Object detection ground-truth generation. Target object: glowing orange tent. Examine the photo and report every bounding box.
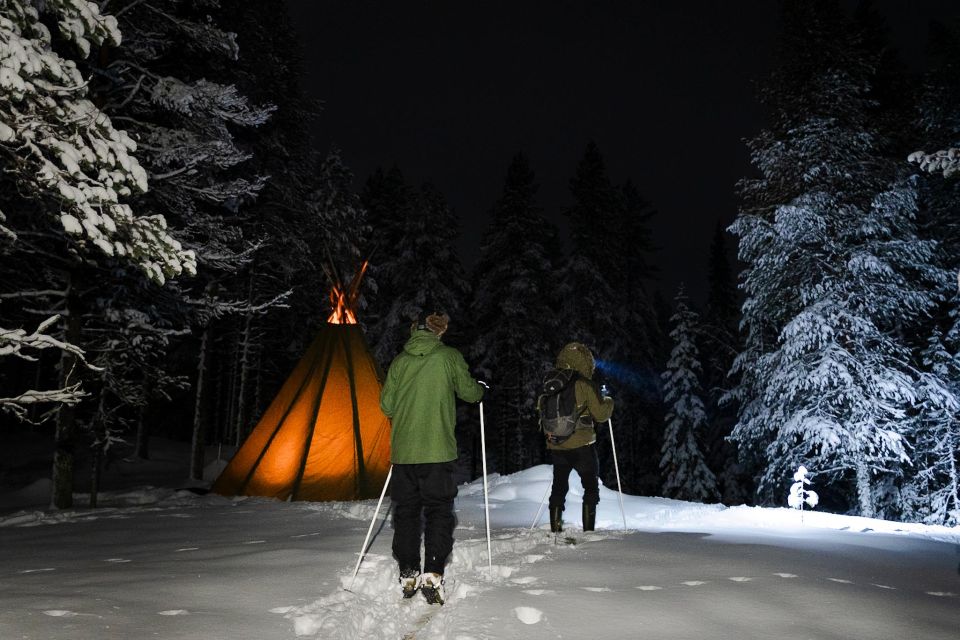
[212,265,391,501]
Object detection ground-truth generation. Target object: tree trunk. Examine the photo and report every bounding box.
[227,331,240,446]
[855,459,874,518]
[235,310,253,443]
[51,304,81,510]
[189,326,210,481]
[135,376,150,460]
[948,426,960,523]
[90,447,101,509]
[89,374,109,508]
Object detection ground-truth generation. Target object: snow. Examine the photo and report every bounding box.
[0,440,957,640]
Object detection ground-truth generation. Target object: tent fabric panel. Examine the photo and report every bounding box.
[346,327,392,497]
[213,324,393,502]
[211,332,331,498]
[296,337,361,501]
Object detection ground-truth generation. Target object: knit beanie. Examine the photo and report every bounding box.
[414,311,449,336]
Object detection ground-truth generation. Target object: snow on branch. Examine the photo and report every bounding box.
[908,149,960,179]
[0,0,197,284]
[0,313,100,421]
[1,315,79,360]
[0,383,86,421]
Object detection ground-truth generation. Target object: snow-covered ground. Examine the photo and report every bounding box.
[0,441,958,640]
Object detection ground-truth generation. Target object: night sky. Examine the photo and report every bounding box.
[282,0,957,303]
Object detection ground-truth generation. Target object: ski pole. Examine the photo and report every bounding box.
[347,464,393,591]
[529,481,550,531]
[607,418,628,531]
[479,399,493,570]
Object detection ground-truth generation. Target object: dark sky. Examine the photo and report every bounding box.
[281,1,957,305]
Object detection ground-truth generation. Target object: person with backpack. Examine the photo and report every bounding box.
[540,342,614,533]
[379,309,485,605]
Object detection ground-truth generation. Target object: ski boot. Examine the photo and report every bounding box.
[582,503,596,532]
[421,572,445,605]
[549,506,563,533]
[399,569,420,599]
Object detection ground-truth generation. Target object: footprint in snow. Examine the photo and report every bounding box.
[926,591,957,597]
[158,610,190,616]
[105,558,131,563]
[728,577,753,582]
[827,578,853,584]
[682,581,707,586]
[243,540,267,545]
[773,573,797,578]
[522,589,554,596]
[510,576,539,585]
[514,606,544,625]
[18,568,55,574]
[871,584,896,590]
[582,586,612,592]
[176,547,199,552]
[635,585,662,591]
[43,610,77,617]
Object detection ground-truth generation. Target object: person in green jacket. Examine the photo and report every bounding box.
[379,310,484,605]
[546,342,614,533]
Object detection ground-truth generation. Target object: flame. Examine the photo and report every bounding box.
[327,286,357,324]
[326,261,368,325]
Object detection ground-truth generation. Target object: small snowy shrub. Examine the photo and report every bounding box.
[788,465,819,520]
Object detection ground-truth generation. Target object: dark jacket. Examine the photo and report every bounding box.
[546,342,614,451]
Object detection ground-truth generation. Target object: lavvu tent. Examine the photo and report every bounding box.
[212,265,391,501]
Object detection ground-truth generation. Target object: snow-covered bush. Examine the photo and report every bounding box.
[788,465,819,517]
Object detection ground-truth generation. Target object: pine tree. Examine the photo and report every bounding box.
[729,0,946,516]
[901,329,960,525]
[561,142,661,494]
[703,220,749,504]
[660,287,717,502]
[469,153,558,474]
[362,166,417,367]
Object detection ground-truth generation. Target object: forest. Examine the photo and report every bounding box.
[0,0,958,527]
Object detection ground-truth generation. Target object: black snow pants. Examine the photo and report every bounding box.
[391,461,458,576]
[549,443,599,510]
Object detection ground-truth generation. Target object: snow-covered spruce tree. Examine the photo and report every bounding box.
[93,0,307,473]
[0,0,197,281]
[729,0,945,517]
[909,19,960,185]
[901,329,960,525]
[211,1,344,434]
[365,180,470,368]
[0,0,205,507]
[660,287,717,502]
[702,220,750,504]
[560,142,658,494]
[468,153,559,475]
[363,168,422,366]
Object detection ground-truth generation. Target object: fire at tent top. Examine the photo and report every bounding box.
[327,261,368,325]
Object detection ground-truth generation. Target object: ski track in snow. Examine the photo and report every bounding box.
[284,526,942,639]
[286,528,555,639]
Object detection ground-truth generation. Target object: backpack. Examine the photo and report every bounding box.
[537,368,585,445]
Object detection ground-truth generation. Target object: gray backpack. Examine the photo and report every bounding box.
[537,368,585,445]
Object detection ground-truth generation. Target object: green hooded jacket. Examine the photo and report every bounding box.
[546,342,614,451]
[380,329,485,464]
